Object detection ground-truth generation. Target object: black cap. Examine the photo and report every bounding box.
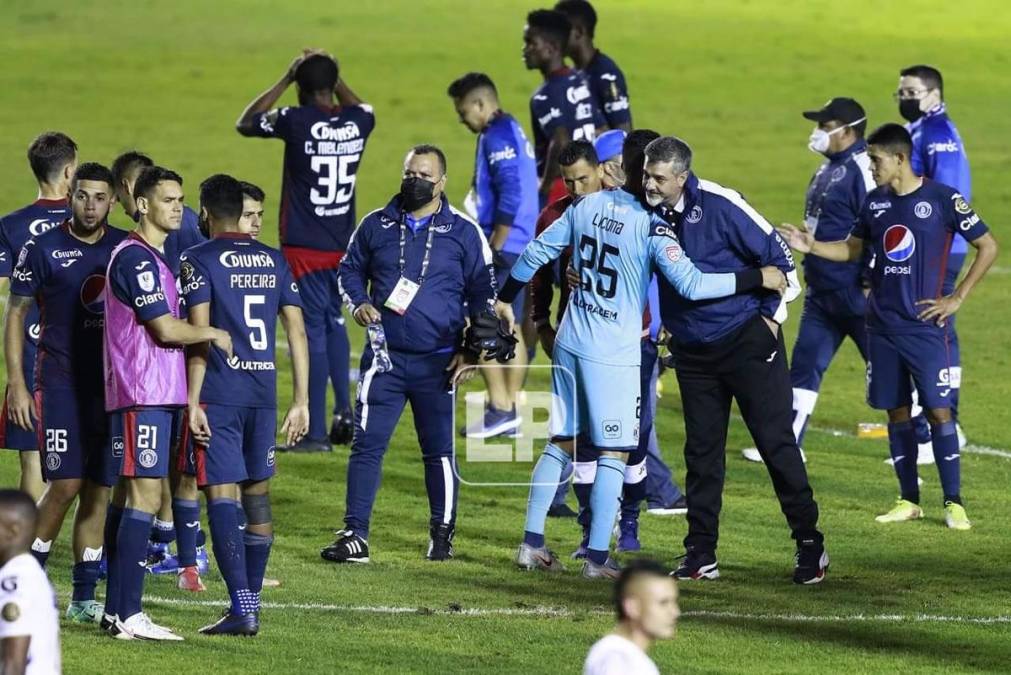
[802,97,866,125]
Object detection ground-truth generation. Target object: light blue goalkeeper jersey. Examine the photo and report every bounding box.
[509,188,738,366]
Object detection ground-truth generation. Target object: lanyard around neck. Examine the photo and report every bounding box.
[398,215,436,285]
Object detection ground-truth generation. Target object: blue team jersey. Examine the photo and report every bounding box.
[582,50,632,129]
[854,179,988,334]
[907,104,971,254]
[529,68,606,177]
[127,205,205,276]
[509,189,737,366]
[471,112,539,255]
[9,222,128,393]
[180,234,301,408]
[250,103,376,252]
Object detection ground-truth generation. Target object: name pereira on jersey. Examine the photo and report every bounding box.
[304,121,365,157]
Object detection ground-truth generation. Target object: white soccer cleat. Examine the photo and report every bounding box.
[116,612,184,641]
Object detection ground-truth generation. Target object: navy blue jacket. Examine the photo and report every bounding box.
[802,140,875,292]
[658,174,801,346]
[338,195,497,354]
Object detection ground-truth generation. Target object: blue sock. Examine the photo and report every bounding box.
[150,518,175,544]
[103,504,124,618]
[72,561,102,602]
[621,477,646,522]
[587,456,626,565]
[244,532,272,598]
[887,421,919,503]
[308,348,329,440]
[931,421,961,503]
[327,316,351,413]
[172,498,200,568]
[550,458,573,507]
[196,525,207,549]
[522,443,569,546]
[574,481,592,535]
[912,413,932,445]
[117,509,154,620]
[208,498,254,616]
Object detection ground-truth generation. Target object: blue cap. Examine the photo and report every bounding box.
[593,129,627,163]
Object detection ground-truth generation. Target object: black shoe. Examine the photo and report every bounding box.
[793,541,829,585]
[320,529,370,563]
[329,410,354,445]
[278,437,332,453]
[198,611,259,636]
[426,524,455,561]
[671,547,720,580]
[547,503,578,518]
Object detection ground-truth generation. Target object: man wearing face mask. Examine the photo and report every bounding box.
[741,98,873,465]
[325,145,512,564]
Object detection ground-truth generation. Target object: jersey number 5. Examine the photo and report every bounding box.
[310,154,360,207]
[244,295,268,351]
[578,234,619,299]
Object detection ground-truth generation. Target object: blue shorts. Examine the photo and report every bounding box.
[111,407,183,479]
[494,252,526,321]
[1,386,37,452]
[35,389,113,485]
[183,404,277,487]
[867,331,952,411]
[550,344,639,451]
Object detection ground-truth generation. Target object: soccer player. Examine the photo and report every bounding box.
[499,155,783,578]
[583,560,678,675]
[554,0,633,132]
[0,132,77,502]
[523,9,606,206]
[102,166,232,640]
[237,49,375,451]
[779,123,998,530]
[447,72,538,438]
[179,174,308,635]
[239,181,266,239]
[0,490,60,675]
[5,163,127,623]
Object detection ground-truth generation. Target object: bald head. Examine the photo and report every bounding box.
[0,490,37,560]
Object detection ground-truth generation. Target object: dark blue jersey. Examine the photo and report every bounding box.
[529,68,606,177]
[250,103,376,252]
[180,234,301,408]
[108,242,175,323]
[854,179,988,334]
[128,205,206,276]
[582,50,632,129]
[9,222,128,393]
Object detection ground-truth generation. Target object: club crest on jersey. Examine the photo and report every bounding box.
[267,446,276,467]
[138,448,158,469]
[665,244,683,262]
[952,195,971,215]
[46,453,61,471]
[685,205,703,224]
[914,202,932,219]
[433,223,453,233]
[830,166,847,182]
[80,274,106,314]
[137,270,156,293]
[883,225,915,262]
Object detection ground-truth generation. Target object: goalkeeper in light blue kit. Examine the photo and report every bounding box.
[495,143,787,577]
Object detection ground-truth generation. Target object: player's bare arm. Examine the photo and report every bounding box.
[917,231,999,326]
[235,48,327,136]
[778,223,864,263]
[184,301,213,445]
[279,305,310,446]
[2,294,33,430]
[145,313,233,357]
[0,634,30,675]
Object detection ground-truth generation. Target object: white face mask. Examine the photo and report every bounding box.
[807,117,866,154]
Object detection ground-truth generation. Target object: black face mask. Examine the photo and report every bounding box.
[899,99,924,123]
[400,177,437,212]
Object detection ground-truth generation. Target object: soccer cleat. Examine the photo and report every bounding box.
[671,548,720,580]
[145,541,171,566]
[582,557,621,580]
[515,543,564,572]
[199,611,259,636]
[177,566,206,592]
[426,524,455,561]
[646,496,688,516]
[277,437,332,453]
[570,528,590,560]
[320,529,370,564]
[100,613,117,632]
[547,503,578,518]
[195,546,210,574]
[148,552,179,575]
[916,441,935,465]
[460,405,522,439]
[615,518,641,553]
[115,612,184,641]
[793,542,829,585]
[262,577,282,588]
[66,600,104,624]
[741,447,806,464]
[944,502,972,530]
[874,498,924,523]
[329,409,354,446]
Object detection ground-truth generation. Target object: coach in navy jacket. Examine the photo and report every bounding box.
[642,136,828,585]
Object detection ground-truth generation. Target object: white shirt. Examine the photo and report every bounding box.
[584,633,660,675]
[0,554,61,674]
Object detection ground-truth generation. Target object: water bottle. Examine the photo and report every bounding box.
[367,323,393,373]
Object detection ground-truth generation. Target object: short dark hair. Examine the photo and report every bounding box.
[526,9,571,50]
[199,174,244,222]
[622,129,660,199]
[901,64,943,97]
[239,181,265,203]
[27,132,78,184]
[614,560,670,620]
[867,123,913,158]
[447,72,498,99]
[296,54,339,94]
[410,144,447,175]
[0,489,38,535]
[559,140,599,167]
[555,0,596,38]
[133,166,183,202]
[111,151,154,187]
[72,162,115,190]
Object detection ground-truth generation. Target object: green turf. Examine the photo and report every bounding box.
[2,0,1011,672]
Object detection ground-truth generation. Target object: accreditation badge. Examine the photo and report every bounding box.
[384,277,421,315]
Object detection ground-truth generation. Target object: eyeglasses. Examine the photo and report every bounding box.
[893,87,931,101]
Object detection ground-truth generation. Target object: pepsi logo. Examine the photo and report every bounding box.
[80,275,107,314]
[883,225,915,263]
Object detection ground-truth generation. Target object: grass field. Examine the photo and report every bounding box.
[2,0,1011,672]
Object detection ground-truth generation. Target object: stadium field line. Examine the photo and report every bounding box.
[142,596,1011,625]
[805,423,1011,460]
